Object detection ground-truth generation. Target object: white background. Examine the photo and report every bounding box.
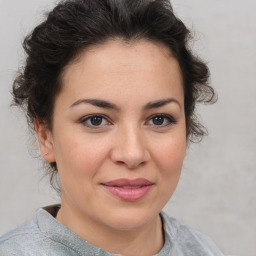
[0,0,255,255]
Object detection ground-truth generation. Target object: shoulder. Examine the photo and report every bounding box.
[160,212,225,256]
[0,207,79,256]
[0,213,46,255]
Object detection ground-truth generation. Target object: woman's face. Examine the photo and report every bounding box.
[41,39,186,231]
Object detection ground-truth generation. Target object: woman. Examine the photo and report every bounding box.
[0,0,224,255]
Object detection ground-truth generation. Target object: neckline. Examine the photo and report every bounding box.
[39,204,172,256]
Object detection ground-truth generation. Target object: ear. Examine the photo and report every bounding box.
[33,119,56,163]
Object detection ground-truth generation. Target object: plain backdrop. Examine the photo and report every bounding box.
[0,0,255,255]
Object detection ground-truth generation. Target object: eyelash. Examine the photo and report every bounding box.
[146,114,177,128]
[80,114,176,129]
[80,114,111,129]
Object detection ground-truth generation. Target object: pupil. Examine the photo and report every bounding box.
[153,116,164,125]
[91,116,102,126]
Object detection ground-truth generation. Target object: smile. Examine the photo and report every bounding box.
[101,178,154,202]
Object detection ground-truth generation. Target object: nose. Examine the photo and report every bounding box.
[110,126,150,169]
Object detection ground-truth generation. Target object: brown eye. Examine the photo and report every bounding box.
[81,115,110,129]
[90,116,103,126]
[152,116,165,125]
[147,114,176,128]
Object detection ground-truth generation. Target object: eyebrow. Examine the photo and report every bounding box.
[70,98,120,110]
[70,98,181,110]
[143,98,181,110]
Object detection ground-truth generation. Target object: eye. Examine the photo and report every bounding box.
[80,115,110,128]
[146,114,176,127]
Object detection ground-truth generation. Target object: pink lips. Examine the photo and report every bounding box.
[101,178,154,201]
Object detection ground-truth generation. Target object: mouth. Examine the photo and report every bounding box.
[101,178,154,201]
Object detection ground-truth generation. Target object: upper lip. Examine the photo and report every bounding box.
[101,178,154,187]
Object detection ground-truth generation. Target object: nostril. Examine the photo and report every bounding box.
[109,138,151,169]
[113,158,147,169]
[126,160,147,169]
[115,160,126,166]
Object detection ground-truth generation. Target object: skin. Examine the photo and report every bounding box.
[35,39,187,256]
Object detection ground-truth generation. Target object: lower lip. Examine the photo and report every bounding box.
[102,185,152,201]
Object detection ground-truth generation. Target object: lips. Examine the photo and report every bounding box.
[101,178,154,201]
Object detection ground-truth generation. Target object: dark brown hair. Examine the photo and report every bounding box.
[12,0,216,187]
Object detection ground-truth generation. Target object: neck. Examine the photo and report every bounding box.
[56,203,164,256]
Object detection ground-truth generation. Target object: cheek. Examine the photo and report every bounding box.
[53,134,111,179]
[151,137,186,199]
[152,134,186,171]
[148,134,186,209]
[158,145,185,177]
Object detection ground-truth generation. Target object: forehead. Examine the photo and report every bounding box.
[59,39,184,107]
[63,39,176,74]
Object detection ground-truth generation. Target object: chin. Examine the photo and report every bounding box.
[103,208,158,231]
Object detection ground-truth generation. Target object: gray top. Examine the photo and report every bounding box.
[0,205,225,256]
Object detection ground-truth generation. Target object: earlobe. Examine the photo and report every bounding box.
[33,120,56,163]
